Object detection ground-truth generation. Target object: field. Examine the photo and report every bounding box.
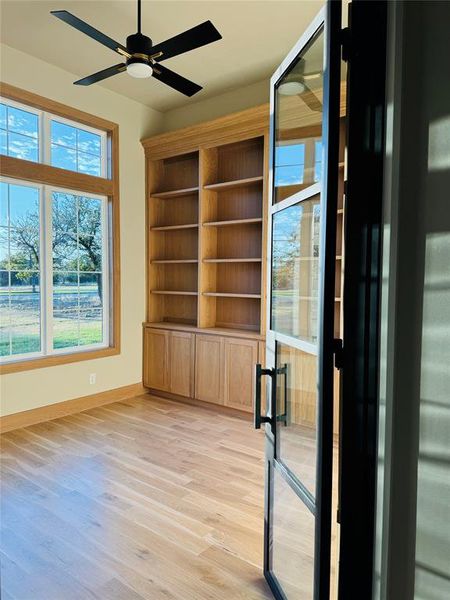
[0,284,103,357]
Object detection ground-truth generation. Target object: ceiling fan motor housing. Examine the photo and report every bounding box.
[126,32,153,65]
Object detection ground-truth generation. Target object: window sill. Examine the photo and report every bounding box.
[0,345,120,375]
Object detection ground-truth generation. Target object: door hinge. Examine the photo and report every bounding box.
[341,27,351,62]
[333,338,344,370]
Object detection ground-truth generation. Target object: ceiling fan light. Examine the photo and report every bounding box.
[278,81,306,96]
[127,60,153,78]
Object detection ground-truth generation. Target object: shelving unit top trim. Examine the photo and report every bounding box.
[141,104,269,159]
[143,322,264,341]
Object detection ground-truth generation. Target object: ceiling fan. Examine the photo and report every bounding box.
[278,59,322,112]
[51,0,222,97]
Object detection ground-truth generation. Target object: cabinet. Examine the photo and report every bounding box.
[169,331,195,397]
[195,335,224,405]
[144,328,194,397]
[223,337,258,411]
[143,328,169,391]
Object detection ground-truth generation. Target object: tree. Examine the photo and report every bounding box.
[1,193,102,299]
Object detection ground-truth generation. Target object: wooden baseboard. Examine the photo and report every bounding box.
[146,388,253,421]
[0,382,146,433]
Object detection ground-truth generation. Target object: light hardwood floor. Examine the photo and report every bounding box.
[0,394,272,600]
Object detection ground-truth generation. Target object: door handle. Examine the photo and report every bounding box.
[254,364,276,430]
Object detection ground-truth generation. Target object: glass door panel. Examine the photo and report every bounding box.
[274,29,324,205]
[272,197,320,342]
[272,468,315,599]
[257,3,342,599]
[276,342,317,496]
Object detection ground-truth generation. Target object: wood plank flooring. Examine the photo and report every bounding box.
[0,394,272,600]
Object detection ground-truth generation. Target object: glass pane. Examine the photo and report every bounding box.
[53,272,79,349]
[0,274,10,357]
[0,229,8,267]
[52,192,77,233]
[79,273,103,309]
[77,152,101,176]
[272,197,320,342]
[78,237,101,271]
[78,129,101,155]
[271,468,315,599]
[8,132,38,162]
[51,144,76,171]
[78,197,102,235]
[0,129,6,155]
[274,27,324,204]
[9,184,39,223]
[51,121,77,148]
[276,342,317,495]
[0,103,6,129]
[79,309,103,346]
[53,234,78,271]
[10,273,40,356]
[0,182,7,227]
[7,106,38,138]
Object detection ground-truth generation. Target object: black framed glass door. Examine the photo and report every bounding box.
[255,3,342,598]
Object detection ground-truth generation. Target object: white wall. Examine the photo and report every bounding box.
[0,44,164,416]
[161,78,269,131]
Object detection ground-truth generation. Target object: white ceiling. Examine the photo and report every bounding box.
[0,0,325,112]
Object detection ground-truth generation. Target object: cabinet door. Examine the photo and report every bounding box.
[169,331,194,397]
[195,335,224,405]
[143,328,169,391]
[224,337,258,412]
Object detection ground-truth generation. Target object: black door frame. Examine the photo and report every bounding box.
[338,1,388,598]
[260,1,343,598]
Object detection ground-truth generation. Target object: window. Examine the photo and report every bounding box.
[0,98,107,177]
[0,101,40,162]
[0,179,109,362]
[0,86,119,373]
[49,119,105,177]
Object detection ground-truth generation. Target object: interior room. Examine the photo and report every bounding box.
[0,1,449,599]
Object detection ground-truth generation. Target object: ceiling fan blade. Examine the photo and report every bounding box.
[74,63,126,86]
[151,21,222,62]
[51,10,129,57]
[152,64,202,97]
[299,83,322,112]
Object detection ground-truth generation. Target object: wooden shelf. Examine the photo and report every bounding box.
[203,292,261,299]
[151,259,198,264]
[203,175,263,191]
[203,218,262,227]
[151,290,198,296]
[151,186,199,198]
[203,258,261,263]
[151,223,198,231]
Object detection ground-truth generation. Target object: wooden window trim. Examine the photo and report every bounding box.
[0,82,121,374]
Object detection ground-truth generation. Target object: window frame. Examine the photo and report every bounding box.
[0,82,120,374]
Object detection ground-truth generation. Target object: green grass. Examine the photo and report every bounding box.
[0,320,103,357]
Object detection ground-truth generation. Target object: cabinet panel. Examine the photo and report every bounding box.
[224,337,258,412]
[143,328,169,391]
[195,335,224,405]
[169,331,195,397]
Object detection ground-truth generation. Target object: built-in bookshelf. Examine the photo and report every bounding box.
[145,113,268,336]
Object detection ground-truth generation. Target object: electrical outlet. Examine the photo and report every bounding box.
[89,373,96,385]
